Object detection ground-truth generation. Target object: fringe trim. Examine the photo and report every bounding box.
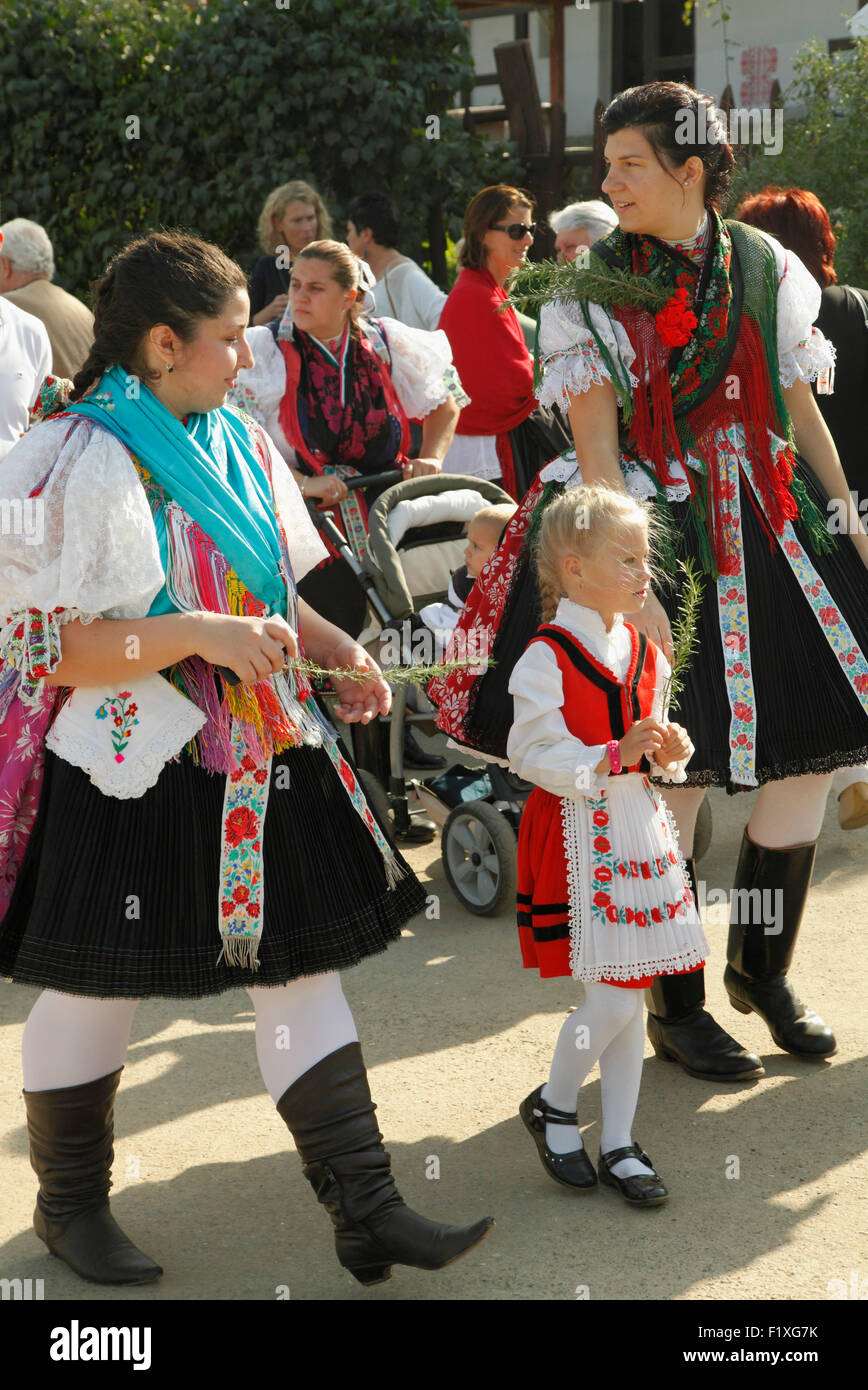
[383,850,403,889]
[215,937,261,971]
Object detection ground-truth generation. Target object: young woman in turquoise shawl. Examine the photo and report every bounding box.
[430,82,868,1089]
[0,232,492,1289]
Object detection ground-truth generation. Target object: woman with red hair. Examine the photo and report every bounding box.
[736,186,868,831]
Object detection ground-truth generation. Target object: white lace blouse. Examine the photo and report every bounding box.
[229,317,462,466]
[0,412,328,674]
[507,597,691,797]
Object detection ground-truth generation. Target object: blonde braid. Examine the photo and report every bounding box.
[538,573,562,625]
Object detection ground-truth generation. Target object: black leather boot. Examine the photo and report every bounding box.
[24,1068,163,1285]
[276,1042,494,1285]
[646,858,764,1081]
[724,832,836,1057]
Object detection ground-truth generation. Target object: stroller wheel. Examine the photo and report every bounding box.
[442,800,517,917]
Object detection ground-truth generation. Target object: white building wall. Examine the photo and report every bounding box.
[694,0,858,107]
[463,0,860,139]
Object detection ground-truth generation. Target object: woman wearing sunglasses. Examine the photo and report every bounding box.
[438,185,571,500]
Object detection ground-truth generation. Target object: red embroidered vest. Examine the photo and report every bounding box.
[529,622,659,773]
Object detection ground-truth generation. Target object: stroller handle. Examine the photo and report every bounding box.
[344,469,404,491]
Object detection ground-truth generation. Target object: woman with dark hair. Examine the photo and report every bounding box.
[0,230,492,1288]
[346,192,446,332]
[735,185,868,832]
[437,184,571,499]
[431,83,868,1084]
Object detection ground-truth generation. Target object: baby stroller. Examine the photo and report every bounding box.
[305,471,532,916]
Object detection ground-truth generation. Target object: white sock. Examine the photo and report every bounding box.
[542,982,640,1154]
[22,990,139,1092]
[599,993,656,1179]
[247,972,359,1102]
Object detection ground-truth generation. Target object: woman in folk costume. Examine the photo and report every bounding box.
[0,232,492,1288]
[510,487,707,1206]
[437,184,572,500]
[430,82,868,1083]
[230,239,463,616]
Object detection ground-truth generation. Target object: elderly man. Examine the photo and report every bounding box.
[0,220,53,462]
[548,199,619,263]
[0,218,93,379]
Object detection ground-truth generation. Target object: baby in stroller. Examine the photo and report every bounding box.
[415,502,517,660]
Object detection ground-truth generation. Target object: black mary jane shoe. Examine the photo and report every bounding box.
[519,1087,597,1191]
[598,1143,669,1208]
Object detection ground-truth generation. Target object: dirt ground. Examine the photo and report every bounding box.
[0,782,865,1304]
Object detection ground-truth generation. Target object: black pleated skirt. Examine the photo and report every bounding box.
[0,744,425,999]
[462,457,868,790]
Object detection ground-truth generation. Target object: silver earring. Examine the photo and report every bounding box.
[165,362,173,373]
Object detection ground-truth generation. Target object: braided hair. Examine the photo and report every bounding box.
[70,231,247,402]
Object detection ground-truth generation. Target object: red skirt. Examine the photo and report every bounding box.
[516,786,703,989]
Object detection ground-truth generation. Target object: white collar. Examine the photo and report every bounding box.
[553,597,623,640]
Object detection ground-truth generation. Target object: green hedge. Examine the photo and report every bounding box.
[0,0,522,301]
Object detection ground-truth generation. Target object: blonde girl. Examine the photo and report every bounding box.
[508,486,708,1206]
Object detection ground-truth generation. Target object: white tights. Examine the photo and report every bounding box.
[543,982,650,1179]
[22,973,358,1101]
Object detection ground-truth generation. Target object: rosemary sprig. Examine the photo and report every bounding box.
[660,559,704,714]
[285,656,492,688]
[503,256,672,318]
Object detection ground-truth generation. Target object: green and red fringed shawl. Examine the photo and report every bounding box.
[511,212,831,577]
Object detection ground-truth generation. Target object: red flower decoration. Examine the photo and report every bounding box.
[221,900,234,918]
[651,907,663,923]
[241,755,257,773]
[225,806,259,847]
[733,702,753,721]
[855,674,868,695]
[606,904,619,924]
[654,288,698,347]
[594,866,613,883]
[118,691,132,699]
[253,769,268,784]
[594,836,611,852]
[818,607,840,626]
[592,811,608,827]
[233,885,249,903]
[625,908,635,923]
[635,910,648,928]
[245,902,258,917]
[593,890,611,908]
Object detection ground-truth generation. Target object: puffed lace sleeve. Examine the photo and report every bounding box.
[248,419,328,583]
[375,317,469,418]
[753,229,836,389]
[537,298,639,411]
[228,328,296,464]
[0,416,164,690]
[507,641,608,798]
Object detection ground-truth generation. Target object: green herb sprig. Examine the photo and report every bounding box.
[503,256,672,319]
[660,559,705,714]
[285,656,492,688]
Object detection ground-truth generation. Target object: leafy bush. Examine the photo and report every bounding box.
[726,38,868,286]
[0,0,521,300]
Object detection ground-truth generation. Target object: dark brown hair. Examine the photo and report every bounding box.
[735,186,837,288]
[70,231,247,401]
[603,82,735,212]
[460,184,535,271]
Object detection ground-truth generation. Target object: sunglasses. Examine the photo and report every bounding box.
[491,221,537,240]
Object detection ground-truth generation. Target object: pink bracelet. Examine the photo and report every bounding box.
[606,739,622,776]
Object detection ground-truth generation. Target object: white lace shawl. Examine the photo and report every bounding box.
[0,413,328,638]
[537,229,835,408]
[228,318,460,464]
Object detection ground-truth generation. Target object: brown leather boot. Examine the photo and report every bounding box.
[24,1068,162,1285]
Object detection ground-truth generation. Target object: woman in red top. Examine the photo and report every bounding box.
[438,185,570,499]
